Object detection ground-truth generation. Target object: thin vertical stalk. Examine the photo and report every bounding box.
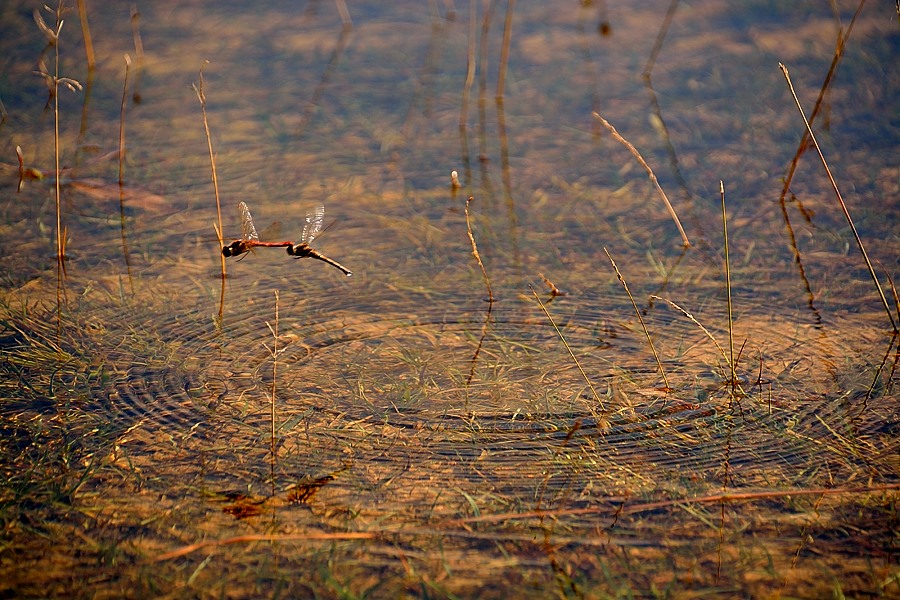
[604,249,669,390]
[529,286,604,413]
[193,62,225,276]
[266,290,280,458]
[721,181,735,393]
[118,55,134,293]
[780,63,897,332]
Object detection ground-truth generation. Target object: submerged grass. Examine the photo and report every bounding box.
[0,2,898,598]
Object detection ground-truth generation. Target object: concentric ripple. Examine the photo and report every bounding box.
[62,275,885,508]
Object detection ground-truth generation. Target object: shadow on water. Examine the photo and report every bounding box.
[1,0,898,597]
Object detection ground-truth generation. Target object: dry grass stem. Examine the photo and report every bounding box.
[464,196,494,302]
[118,55,130,188]
[779,63,897,332]
[192,62,227,282]
[721,182,736,393]
[603,249,669,390]
[265,290,280,458]
[529,285,604,411]
[777,1,865,209]
[591,111,690,247]
[35,3,83,326]
[651,294,731,374]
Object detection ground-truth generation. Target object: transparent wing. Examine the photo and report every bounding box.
[301,205,325,244]
[239,201,259,241]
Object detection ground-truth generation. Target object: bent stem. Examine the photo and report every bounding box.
[592,111,690,247]
[603,249,669,390]
[779,63,897,333]
[651,294,732,377]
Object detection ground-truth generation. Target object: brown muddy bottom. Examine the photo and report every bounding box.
[1,0,898,598]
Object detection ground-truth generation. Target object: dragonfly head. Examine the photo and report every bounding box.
[223,240,247,257]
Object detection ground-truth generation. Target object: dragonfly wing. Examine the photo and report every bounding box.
[239,201,260,241]
[301,205,325,244]
[257,221,282,241]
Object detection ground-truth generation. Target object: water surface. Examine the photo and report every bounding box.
[1,1,898,597]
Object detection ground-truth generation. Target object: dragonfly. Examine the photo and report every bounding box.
[222,201,293,257]
[222,201,352,277]
[286,205,353,277]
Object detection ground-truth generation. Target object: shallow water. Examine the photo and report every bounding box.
[1,1,898,597]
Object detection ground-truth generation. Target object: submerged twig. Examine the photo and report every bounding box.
[496,0,515,100]
[779,63,897,332]
[334,0,352,29]
[529,285,604,412]
[118,54,134,293]
[156,531,377,562]
[76,0,95,69]
[642,0,679,79]
[465,196,494,302]
[445,482,900,526]
[591,111,690,247]
[459,0,476,129]
[603,249,669,390]
[130,5,145,103]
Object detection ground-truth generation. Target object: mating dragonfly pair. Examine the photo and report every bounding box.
[222,201,352,277]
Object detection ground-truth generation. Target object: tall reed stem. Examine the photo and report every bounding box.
[779,63,897,333]
[721,182,736,393]
[193,62,226,281]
